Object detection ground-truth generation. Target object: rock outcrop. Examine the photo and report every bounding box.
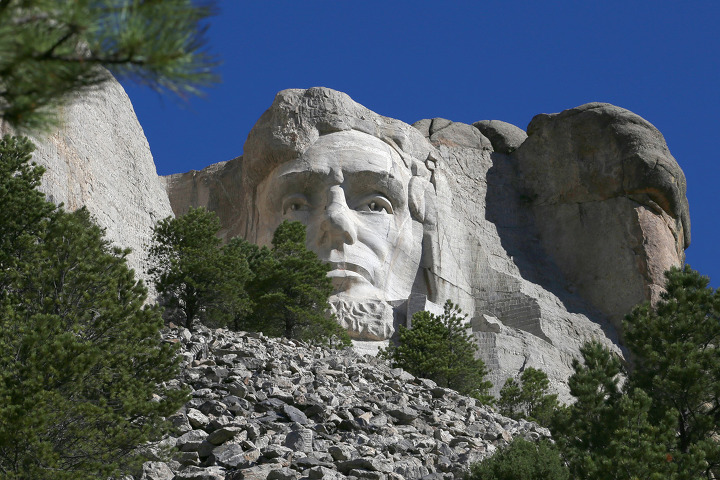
[136,325,549,480]
[0,77,173,278]
[512,103,688,329]
[163,89,690,400]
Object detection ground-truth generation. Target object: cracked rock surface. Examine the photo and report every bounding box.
[136,325,550,480]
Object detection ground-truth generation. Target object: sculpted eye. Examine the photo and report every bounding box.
[282,194,310,214]
[358,196,393,214]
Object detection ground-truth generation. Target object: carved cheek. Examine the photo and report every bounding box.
[354,212,405,263]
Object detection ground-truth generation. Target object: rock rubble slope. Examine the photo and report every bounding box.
[138,325,549,480]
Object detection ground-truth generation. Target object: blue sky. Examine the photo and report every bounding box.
[121,1,720,287]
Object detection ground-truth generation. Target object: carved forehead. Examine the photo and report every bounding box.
[265,131,410,211]
[308,130,399,157]
[290,130,407,177]
[242,88,438,189]
[240,87,440,239]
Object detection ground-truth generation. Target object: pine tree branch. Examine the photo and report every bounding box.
[40,25,82,60]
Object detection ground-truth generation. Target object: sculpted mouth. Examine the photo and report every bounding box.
[326,262,373,285]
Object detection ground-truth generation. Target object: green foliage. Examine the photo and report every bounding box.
[0,136,55,289]
[546,267,720,479]
[148,207,251,331]
[466,438,569,480]
[380,300,492,403]
[0,0,219,132]
[551,342,678,479]
[244,220,351,346]
[149,216,349,346]
[0,137,186,478]
[624,265,720,478]
[498,367,559,426]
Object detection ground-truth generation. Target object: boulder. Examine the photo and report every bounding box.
[155,324,551,479]
[512,102,688,328]
[472,119,527,154]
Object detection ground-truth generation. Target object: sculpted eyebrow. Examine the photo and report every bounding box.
[264,171,322,209]
[270,169,406,206]
[343,171,406,203]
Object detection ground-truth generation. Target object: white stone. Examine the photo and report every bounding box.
[1,75,173,284]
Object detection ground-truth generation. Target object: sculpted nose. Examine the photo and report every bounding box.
[321,187,356,246]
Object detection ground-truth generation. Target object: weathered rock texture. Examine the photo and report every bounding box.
[0,77,173,277]
[512,103,689,329]
[136,325,549,480]
[164,89,690,400]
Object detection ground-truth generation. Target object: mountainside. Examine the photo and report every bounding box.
[0,76,173,279]
[8,79,690,399]
[136,325,549,480]
[163,88,689,400]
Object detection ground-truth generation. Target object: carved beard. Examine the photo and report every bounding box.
[328,295,394,341]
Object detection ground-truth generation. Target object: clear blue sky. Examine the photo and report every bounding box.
[121,1,720,287]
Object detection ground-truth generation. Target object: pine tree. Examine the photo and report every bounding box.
[0,136,55,291]
[498,367,559,426]
[624,265,720,478]
[380,300,493,403]
[0,0,219,132]
[551,342,678,480]
[467,438,569,480]
[0,137,186,478]
[148,207,251,331]
[246,220,351,346]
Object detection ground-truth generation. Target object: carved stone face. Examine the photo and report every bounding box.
[256,130,424,305]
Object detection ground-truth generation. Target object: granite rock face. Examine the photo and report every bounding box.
[164,89,689,399]
[0,77,173,278]
[136,325,549,480]
[512,103,688,329]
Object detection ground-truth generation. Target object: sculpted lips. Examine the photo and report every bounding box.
[326,261,373,285]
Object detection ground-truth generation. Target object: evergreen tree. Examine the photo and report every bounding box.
[0,0,219,132]
[380,300,492,403]
[221,236,268,331]
[624,265,720,478]
[0,136,55,291]
[551,342,678,480]
[246,220,350,346]
[467,438,569,480]
[0,137,186,478]
[498,367,559,426]
[148,207,251,331]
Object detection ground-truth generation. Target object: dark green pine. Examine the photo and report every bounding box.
[380,299,493,404]
[0,137,187,478]
[247,220,351,346]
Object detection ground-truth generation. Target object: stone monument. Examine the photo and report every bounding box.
[12,75,688,398]
[165,87,689,398]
